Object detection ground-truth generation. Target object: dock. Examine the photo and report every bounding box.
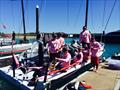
[60,62,120,90]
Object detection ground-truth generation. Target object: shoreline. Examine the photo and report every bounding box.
[16,35,36,39]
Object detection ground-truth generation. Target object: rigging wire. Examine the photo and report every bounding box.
[0,1,4,24]
[0,0,1,25]
[18,0,23,38]
[103,0,117,31]
[40,0,45,14]
[11,0,15,32]
[90,0,102,41]
[102,0,106,29]
[24,0,29,33]
[74,0,83,26]
[100,0,107,42]
[0,0,4,31]
[0,1,9,32]
[67,0,69,25]
[119,0,120,29]
[90,0,96,33]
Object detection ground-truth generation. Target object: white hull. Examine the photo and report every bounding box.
[0,43,32,56]
[0,61,92,90]
[0,43,32,52]
[0,41,104,89]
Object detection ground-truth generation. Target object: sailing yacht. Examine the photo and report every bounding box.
[0,0,105,90]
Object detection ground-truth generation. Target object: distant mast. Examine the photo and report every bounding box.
[36,5,40,40]
[85,0,89,28]
[21,0,26,42]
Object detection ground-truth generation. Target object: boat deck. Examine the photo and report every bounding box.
[62,62,120,90]
[0,66,35,90]
[0,61,92,90]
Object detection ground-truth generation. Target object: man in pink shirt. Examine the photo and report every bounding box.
[48,33,59,62]
[80,26,91,49]
[90,37,102,72]
[55,47,71,70]
[57,33,65,57]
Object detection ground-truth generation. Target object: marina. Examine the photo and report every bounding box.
[0,0,120,90]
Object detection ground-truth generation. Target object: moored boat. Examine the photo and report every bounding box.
[106,53,120,70]
[0,34,12,46]
[0,42,104,90]
[0,43,32,57]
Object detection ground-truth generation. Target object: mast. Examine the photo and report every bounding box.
[36,5,40,40]
[21,0,26,42]
[85,0,89,27]
[35,4,49,83]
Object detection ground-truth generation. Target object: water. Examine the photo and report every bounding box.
[102,44,120,58]
[0,38,120,89]
[65,38,120,58]
[15,38,35,44]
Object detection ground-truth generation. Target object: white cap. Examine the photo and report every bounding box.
[36,5,39,8]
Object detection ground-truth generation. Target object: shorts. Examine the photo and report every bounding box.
[91,56,99,65]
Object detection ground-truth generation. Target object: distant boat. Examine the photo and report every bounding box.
[94,30,120,44]
[0,0,33,58]
[0,34,12,46]
[68,34,73,38]
[104,30,120,43]
[0,43,32,58]
[0,33,32,58]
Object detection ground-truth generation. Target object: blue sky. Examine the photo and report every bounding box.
[0,0,120,34]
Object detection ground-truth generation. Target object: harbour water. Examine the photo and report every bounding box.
[0,38,120,89]
[65,38,120,58]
